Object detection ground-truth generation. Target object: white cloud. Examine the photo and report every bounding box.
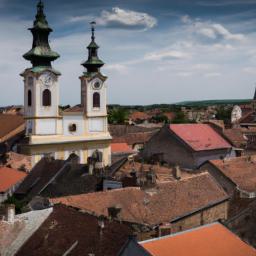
[104,63,129,74]
[177,72,194,77]
[204,72,222,77]
[69,15,93,23]
[96,7,157,30]
[243,67,256,75]
[144,50,189,61]
[181,15,245,42]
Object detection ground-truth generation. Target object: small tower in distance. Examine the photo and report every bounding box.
[80,22,109,134]
[252,86,256,112]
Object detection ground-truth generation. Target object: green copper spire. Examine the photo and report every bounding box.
[23,0,59,67]
[82,22,104,73]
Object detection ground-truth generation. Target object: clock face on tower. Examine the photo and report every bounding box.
[39,72,54,87]
[93,81,102,89]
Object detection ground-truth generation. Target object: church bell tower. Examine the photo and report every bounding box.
[80,22,108,134]
[21,0,61,137]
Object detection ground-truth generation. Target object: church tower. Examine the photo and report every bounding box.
[252,87,256,112]
[21,0,61,137]
[20,4,111,167]
[80,22,108,135]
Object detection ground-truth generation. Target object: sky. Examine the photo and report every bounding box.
[1,0,256,106]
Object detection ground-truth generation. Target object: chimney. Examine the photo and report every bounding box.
[108,205,122,220]
[98,215,105,236]
[173,165,181,180]
[6,204,15,223]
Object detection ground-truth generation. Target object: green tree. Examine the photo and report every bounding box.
[172,111,189,124]
[108,108,128,124]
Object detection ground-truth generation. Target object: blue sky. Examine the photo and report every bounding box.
[1,0,256,105]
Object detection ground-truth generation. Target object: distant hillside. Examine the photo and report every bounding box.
[108,99,252,110]
[177,99,252,107]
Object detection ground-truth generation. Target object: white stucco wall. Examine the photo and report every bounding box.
[63,115,85,136]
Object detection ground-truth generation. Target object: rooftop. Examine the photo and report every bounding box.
[15,158,66,200]
[0,167,27,193]
[0,208,52,256]
[2,152,32,172]
[170,124,231,151]
[140,222,256,256]
[223,128,247,148]
[113,160,199,184]
[111,143,134,154]
[16,204,132,256]
[129,111,150,121]
[0,114,25,143]
[209,156,256,193]
[51,173,228,227]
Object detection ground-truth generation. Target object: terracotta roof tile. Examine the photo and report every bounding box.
[209,156,256,193]
[4,152,32,172]
[114,161,200,183]
[0,114,25,142]
[16,204,132,256]
[141,222,256,256]
[0,167,27,192]
[129,111,150,121]
[170,124,231,151]
[51,173,228,226]
[63,104,83,113]
[223,129,247,148]
[111,143,134,154]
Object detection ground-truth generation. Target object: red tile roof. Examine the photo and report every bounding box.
[170,124,231,151]
[0,167,27,192]
[111,143,134,154]
[208,156,256,193]
[51,173,228,226]
[16,204,132,256]
[129,111,150,121]
[141,222,256,256]
[223,129,247,148]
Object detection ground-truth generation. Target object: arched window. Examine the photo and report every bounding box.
[93,92,100,108]
[42,89,51,106]
[28,90,32,107]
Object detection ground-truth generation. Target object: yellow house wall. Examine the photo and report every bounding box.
[26,140,111,167]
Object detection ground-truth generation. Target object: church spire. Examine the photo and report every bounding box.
[81,22,104,73]
[23,0,59,68]
[253,86,256,101]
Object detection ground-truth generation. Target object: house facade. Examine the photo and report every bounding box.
[142,124,233,169]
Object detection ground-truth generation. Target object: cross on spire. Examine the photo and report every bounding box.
[81,22,104,73]
[90,21,96,41]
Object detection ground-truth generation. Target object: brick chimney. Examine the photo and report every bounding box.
[173,165,181,180]
[6,204,15,223]
[108,205,122,220]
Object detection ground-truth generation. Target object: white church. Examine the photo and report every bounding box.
[20,1,111,167]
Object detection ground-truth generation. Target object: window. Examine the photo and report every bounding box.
[93,92,100,108]
[69,123,77,132]
[42,89,51,106]
[28,90,32,106]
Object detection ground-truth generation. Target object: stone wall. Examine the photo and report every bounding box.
[136,200,229,241]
